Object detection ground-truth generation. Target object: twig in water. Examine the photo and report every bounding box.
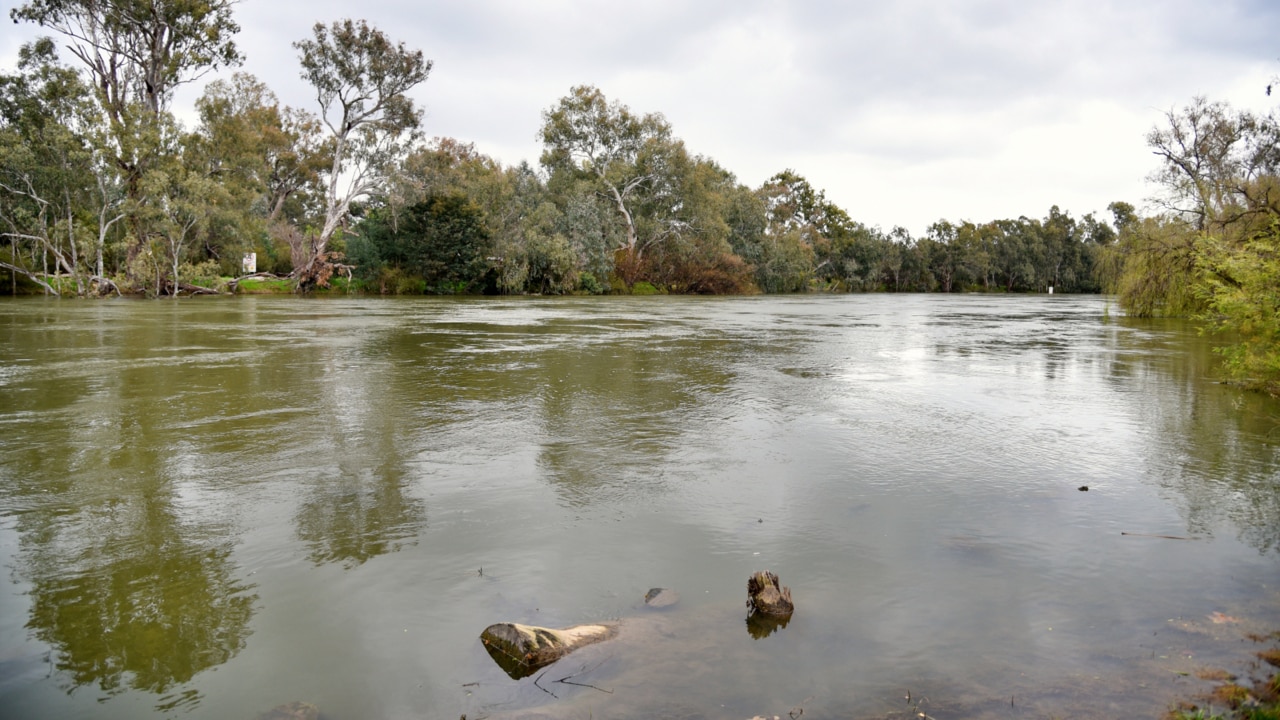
[532,671,558,699]
[554,656,615,694]
[557,678,613,694]
[1121,532,1197,540]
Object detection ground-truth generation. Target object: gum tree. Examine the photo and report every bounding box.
[293,18,431,285]
[540,85,689,282]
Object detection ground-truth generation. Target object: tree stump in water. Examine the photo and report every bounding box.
[480,622,618,679]
[746,570,794,617]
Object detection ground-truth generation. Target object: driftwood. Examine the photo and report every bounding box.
[89,275,122,296]
[480,622,618,679]
[155,278,220,296]
[1121,531,1197,540]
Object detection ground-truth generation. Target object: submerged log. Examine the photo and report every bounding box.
[480,622,618,679]
[644,587,680,608]
[746,570,794,618]
[255,701,319,720]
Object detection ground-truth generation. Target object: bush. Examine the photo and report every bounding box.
[577,272,605,295]
[179,259,224,288]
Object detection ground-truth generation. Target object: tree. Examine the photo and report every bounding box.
[1147,97,1278,233]
[540,85,688,283]
[1196,222,1280,395]
[293,18,431,284]
[923,220,963,292]
[363,193,496,292]
[11,0,244,282]
[646,157,755,294]
[0,39,124,295]
[10,0,242,120]
[1105,89,1280,393]
[1110,98,1279,317]
[192,72,325,273]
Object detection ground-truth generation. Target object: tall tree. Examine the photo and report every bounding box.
[10,0,242,121]
[0,39,124,295]
[293,18,431,285]
[11,0,243,283]
[193,72,325,273]
[540,85,688,283]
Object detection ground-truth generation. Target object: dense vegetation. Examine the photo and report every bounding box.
[1,3,1277,392]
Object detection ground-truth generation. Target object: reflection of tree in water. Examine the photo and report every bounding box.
[295,464,425,567]
[534,335,735,506]
[20,485,255,699]
[1109,318,1280,552]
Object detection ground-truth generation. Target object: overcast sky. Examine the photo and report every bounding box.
[4,0,1278,235]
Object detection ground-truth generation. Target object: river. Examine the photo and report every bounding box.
[0,294,1276,719]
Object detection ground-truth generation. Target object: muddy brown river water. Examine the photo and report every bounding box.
[0,294,1276,719]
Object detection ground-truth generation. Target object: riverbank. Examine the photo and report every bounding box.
[1170,642,1280,720]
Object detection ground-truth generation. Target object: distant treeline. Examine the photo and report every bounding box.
[1,4,1115,298]
[2,6,1276,390]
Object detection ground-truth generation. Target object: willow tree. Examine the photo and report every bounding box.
[293,18,431,285]
[1108,93,1280,393]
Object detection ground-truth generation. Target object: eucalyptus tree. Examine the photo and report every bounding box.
[10,0,242,121]
[540,85,690,283]
[759,170,841,241]
[11,0,243,286]
[922,220,963,292]
[193,73,326,272]
[0,39,124,295]
[646,157,755,293]
[757,170,895,290]
[293,18,432,284]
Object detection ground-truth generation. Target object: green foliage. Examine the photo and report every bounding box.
[0,24,1196,301]
[178,259,222,288]
[11,0,242,118]
[1106,92,1280,393]
[629,281,662,295]
[540,85,687,282]
[1196,223,1280,394]
[1106,215,1204,316]
[358,194,491,292]
[236,277,294,294]
[577,272,605,295]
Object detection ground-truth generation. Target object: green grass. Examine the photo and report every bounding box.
[236,278,294,294]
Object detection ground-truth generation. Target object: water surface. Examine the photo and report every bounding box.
[0,294,1277,719]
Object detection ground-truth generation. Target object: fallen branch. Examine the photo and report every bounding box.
[1121,532,1198,540]
[178,282,220,296]
[89,275,122,297]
